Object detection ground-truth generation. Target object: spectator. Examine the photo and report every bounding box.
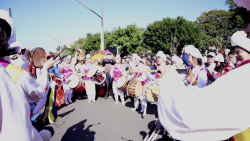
[206,52,216,71]
[150,58,158,75]
[227,50,237,69]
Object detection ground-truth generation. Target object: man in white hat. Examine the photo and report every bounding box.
[206,52,216,71]
[156,20,250,141]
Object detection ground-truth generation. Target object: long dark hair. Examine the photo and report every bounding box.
[0,19,11,57]
[214,62,224,74]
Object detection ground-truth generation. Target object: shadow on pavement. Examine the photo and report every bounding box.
[140,131,147,140]
[145,102,158,118]
[61,120,99,141]
[121,137,133,141]
[58,108,75,118]
[125,97,134,108]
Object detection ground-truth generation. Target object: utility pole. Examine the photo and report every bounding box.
[76,0,104,51]
[47,34,62,57]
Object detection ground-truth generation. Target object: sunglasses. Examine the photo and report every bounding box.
[207,56,214,58]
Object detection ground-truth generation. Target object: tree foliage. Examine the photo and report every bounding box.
[196,10,232,49]
[226,0,249,32]
[143,16,206,55]
[105,25,143,56]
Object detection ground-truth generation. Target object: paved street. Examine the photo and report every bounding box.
[45,95,161,141]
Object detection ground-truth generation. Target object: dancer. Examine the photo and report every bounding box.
[59,55,76,105]
[110,55,126,104]
[130,54,148,115]
[81,54,96,103]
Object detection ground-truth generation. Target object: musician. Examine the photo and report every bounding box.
[155,51,167,80]
[110,55,126,104]
[100,52,115,99]
[130,54,149,115]
[157,30,250,141]
[48,55,65,106]
[0,10,55,140]
[81,54,96,103]
[183,45,207,88]
[74,58,86,100]
[59,55,76,105]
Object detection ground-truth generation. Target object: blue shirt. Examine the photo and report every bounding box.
[182,53,191,67]
[150,64,157,75]
[49,66,63,77]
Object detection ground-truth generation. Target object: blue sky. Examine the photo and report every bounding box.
[1,0,229,52]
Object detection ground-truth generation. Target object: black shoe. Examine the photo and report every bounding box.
[104,93,109,99]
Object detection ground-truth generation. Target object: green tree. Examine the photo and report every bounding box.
[226,0,249,32]
[197,10,232,49]
[143,16,206,55]
[105,24,143,56]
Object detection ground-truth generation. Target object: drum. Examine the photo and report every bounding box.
[87,66,106,85]
[30,47,47,68]
[117,76,129,91]
[142,81,159,103]
[127,80,142,98]
[67,74,82,89]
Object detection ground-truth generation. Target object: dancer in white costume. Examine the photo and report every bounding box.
[59,55,77,105]
[129,55,148,115]
[81,54,96,103]
[110,55,126,104]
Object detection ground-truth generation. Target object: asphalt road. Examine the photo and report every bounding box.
[46,95,161,141]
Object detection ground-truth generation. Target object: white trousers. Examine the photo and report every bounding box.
[112,81,124,103]
[63,81,73,103]
[85,80,96,101]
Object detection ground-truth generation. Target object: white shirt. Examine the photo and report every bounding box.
[2,57,48,103]
[0,66,42,141]
[11,55,29,70]
[158,64,250,141]
[183,65,207,88]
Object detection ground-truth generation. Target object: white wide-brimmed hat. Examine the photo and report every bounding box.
[86,54,91,59]
[231,31,250,53]
[215,54,224,62]
[156,51,166,61]
[189,47,202,58]
[172,56,183,65]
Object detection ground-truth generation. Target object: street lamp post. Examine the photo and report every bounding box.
[47,34,62,56]
[76,0,104,51]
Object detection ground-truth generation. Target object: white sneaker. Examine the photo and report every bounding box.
[132,108,136,111]
[69,100,73,103]
[65,101,69,105]
[122,102,125,105]
[88,99,91,103]
[92,100,96,103]
[115,102,118,104]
